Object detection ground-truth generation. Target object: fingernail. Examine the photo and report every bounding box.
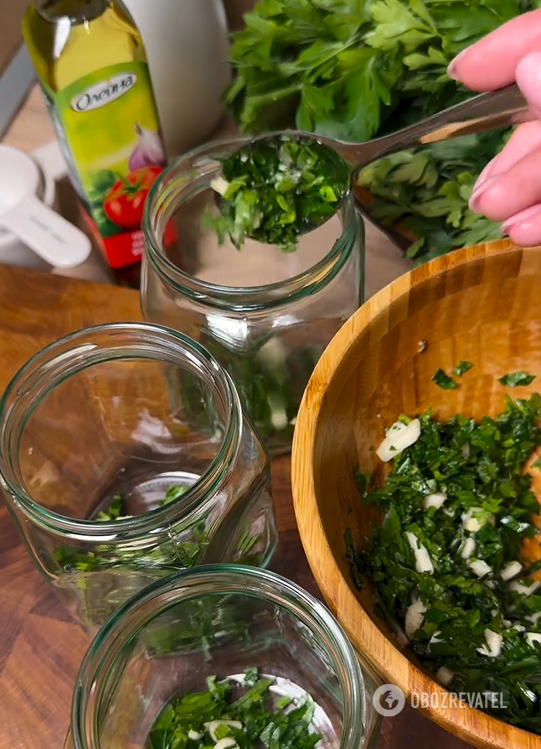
[473,159,498,192]
[447,47,470,81]
[501,204,541,234]
[516,53,541,116]
[469,176,497,212]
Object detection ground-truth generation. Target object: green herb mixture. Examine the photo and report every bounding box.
[347,391,541,732]
[206,136,350,253]
[225,0,540,263]
[149,668,321,749]
[178,331,337,452]
[53,484,262,574]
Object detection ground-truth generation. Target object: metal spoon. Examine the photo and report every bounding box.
[212,83,529,248]
[245,83,529,171]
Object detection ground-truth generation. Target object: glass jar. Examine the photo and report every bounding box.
[63,565,381,749]
[141,136,364,454]
[0,323,277,632]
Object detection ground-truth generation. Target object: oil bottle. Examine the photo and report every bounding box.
[23,0,169,285]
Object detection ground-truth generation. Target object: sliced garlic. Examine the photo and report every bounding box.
[205,721,243,742]
[436,666,455,686]
[424,492,447,510]
[461,507,495,533]
[210,177,231,196]
[405,532,434,574]
[376,419,421,463]
[477,629,502,658]
[460,537,476,560]
[214,739,239,749]
[500,561,522,582]
[405,599,427,640]
[469,559,492,577]
[526,632,541,648]
[509,580,540,597]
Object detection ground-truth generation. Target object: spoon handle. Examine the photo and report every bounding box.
[334,83,530,169]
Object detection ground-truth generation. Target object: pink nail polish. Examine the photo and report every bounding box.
[447,48,469,81]
[473,161,497,192]
[469,176,497,212]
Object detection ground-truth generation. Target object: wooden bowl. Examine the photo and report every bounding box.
[292,239,541,749]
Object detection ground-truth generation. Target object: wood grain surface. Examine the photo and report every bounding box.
[0,264,472,749]
[292,240,541,749]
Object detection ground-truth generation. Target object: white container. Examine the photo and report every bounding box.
[124,0,231,158]
[0,143,92,272]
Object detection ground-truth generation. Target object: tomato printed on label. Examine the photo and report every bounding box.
[103,166,162,231]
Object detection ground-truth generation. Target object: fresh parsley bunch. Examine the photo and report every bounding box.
[357,129,512,263]
[225,0,540,262]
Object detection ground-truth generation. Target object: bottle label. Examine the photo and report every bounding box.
[44,61,167,269]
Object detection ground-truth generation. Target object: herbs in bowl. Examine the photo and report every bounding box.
[149,668,323,749]
[205,135,350,253]
[347,388,541,732]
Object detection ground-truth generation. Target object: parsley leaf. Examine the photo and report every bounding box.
[96,493,123,521]
[499,372,536,387]
[432,368,458,390]
[453,361,473,377]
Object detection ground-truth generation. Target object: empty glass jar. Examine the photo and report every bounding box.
[141,136,365,454]
[64,565,381,749]
[0,324,277,632]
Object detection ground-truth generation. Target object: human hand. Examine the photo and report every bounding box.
[448,10,541,246]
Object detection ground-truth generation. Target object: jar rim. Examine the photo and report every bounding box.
[142,133,360,312]
[71,565,374,749]
[0,322,244,538]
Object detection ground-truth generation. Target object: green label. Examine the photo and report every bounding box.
[48,61,166,239]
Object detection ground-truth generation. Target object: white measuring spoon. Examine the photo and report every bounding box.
[0,146,91,269]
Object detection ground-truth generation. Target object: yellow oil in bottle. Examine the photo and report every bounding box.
[23,0,168,280]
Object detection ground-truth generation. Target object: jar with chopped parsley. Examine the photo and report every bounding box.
[0,324,277,632]
[142,134,364,454]
[62,565,381,749]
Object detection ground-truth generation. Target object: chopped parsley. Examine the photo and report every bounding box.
[431,368,458,390]
[149,669,321,749]
[500,372,536,387]
[177,333,328,451]
[347,394,541,733]
[96,493,123,521]
[204,135,350,253]
[53,487,262,575]
[453,361,473,377]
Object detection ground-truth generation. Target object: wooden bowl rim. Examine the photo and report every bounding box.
[292,239,541,749]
